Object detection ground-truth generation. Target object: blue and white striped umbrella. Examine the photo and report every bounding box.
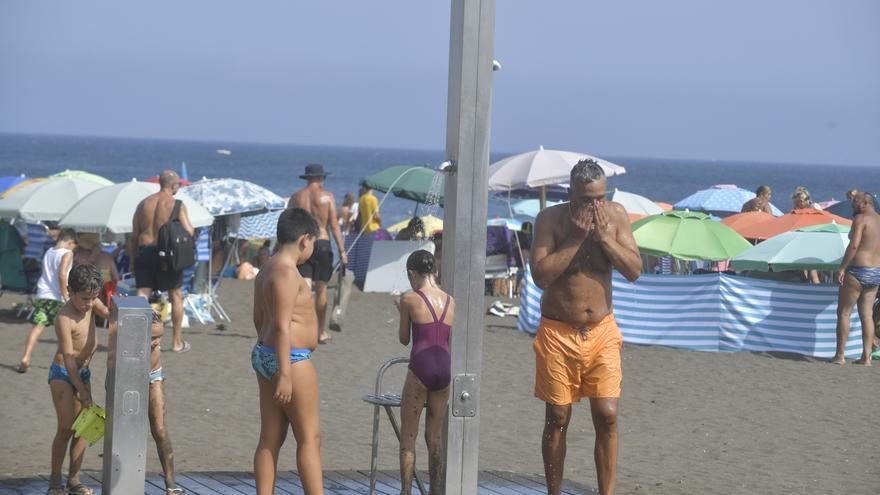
[182,178,287,217]
[674,184,783,217]
[228,210,281,239]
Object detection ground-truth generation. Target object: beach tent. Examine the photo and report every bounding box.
[58,179,213,234]
[674,184,783,217]
[631,210,751,261]
[0,221,26,291]
[731,223,850,272]
[227,210,281,240]
[0,177,105,222]
[737,208,852,241]
[363,240,435,293]
[50,169,113,186]
[181,178,287,217]
[360,165,446,205]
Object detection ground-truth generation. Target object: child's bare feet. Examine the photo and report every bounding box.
[16,361,29,373]
[829,355,846,365]
[853,357,873,366]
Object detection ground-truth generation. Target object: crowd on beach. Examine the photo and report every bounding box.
[5,160,879,495]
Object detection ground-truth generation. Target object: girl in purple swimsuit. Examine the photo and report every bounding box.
[395,249,454,495]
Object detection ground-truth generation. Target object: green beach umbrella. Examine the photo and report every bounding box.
[50,169,114,186]
[360,165,445,205]
[631,210,751,261]
[730,222,850,272]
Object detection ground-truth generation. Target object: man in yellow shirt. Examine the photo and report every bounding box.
[358,185,381,234]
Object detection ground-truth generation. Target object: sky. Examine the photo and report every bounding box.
[1,1,878,166]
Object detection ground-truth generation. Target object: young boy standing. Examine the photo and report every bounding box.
[251,208,324,495]
[47,263,104,495]
[148,311,185,495]
[18,228,77,373]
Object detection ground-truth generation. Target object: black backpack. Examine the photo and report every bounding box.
[157,200,195,272]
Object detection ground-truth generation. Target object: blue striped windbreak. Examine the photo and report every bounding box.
[518,269,864,359]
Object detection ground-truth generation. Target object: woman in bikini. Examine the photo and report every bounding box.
[395,249,454,495]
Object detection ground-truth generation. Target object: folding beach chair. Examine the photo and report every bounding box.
[183,228,219,324]
[362,357,427,495]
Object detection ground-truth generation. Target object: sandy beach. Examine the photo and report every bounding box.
[1,279,877,494]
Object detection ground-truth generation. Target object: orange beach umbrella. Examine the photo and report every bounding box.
[737,208,851,241]
[721,211,775,237]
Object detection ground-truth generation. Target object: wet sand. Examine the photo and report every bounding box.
[0,279,877,494]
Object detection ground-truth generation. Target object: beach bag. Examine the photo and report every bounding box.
[157,200,195,272]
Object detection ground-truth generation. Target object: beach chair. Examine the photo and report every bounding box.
[485,225,517,298]
[361,357,427,495]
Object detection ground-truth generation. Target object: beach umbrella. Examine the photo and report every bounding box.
[228,210,281,240]
[182,178,287,216]
[674,184,783,217]
[50,169,114,186]
[737,208,852,241]
[0,177,105,222]
[387,214,444,235]
[731,223,851,272]
[610,188,664,216]
[360,165,445,205]
[0,175,28,195]
[510,198,564,218]
[58,179,213,234]
[631,210,751,261]
[144,176,192,186]
[1,177,47,198]
[488,146,626,210]
[720,211,775,237]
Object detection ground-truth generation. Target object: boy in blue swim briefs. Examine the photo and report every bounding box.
[46,264,104,495]
[251,207,323,495]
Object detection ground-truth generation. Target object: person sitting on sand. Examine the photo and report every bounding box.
[46,264,105,495]
[395,216,426,241]
[395,249,453,495]
[237,242,271,280]
[741,185,773,213]
[251,208,324,495]
[18,228,77,373]
[147,310,185,494]
[832,192,880,365]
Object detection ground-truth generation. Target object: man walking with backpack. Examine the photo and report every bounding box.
[131,170,195,353]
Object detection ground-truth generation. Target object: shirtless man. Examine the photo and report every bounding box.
[531,159,642,495]
[740,185,773,213]
[832,192,880,365]
[288,164,347,343]
[251,207,323,494]
[130,170,194,353]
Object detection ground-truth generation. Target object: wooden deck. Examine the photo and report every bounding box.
[0,470,596,494]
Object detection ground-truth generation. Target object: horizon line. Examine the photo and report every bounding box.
[0,130,876,170]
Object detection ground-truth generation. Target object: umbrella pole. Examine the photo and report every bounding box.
[414,201,420,217]
[539,185,547,211]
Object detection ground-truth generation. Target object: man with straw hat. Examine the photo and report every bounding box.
[288,164,347,344]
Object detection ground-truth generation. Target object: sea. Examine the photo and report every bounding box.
[1,133,877,228]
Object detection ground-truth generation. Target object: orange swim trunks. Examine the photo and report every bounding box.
[533,313,622,404]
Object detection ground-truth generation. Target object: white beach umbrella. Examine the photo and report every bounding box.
[0,177,105,222]
[58,179,214,234]
[610,188,664,216]
[488,146,626,191]
[489,146,626,210]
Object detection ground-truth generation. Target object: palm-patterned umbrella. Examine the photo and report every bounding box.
[181,178,287,216]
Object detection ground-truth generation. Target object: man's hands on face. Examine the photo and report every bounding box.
[570,202,594,237]
[589,201,615,244]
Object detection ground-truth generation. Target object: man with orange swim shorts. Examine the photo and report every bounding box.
[531,160,642,495]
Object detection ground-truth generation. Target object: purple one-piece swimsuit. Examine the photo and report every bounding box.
[409,289,452,391]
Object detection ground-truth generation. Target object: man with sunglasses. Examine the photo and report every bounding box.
[531,159,642,495]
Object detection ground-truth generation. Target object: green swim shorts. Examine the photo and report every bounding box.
[30,299,65,327]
